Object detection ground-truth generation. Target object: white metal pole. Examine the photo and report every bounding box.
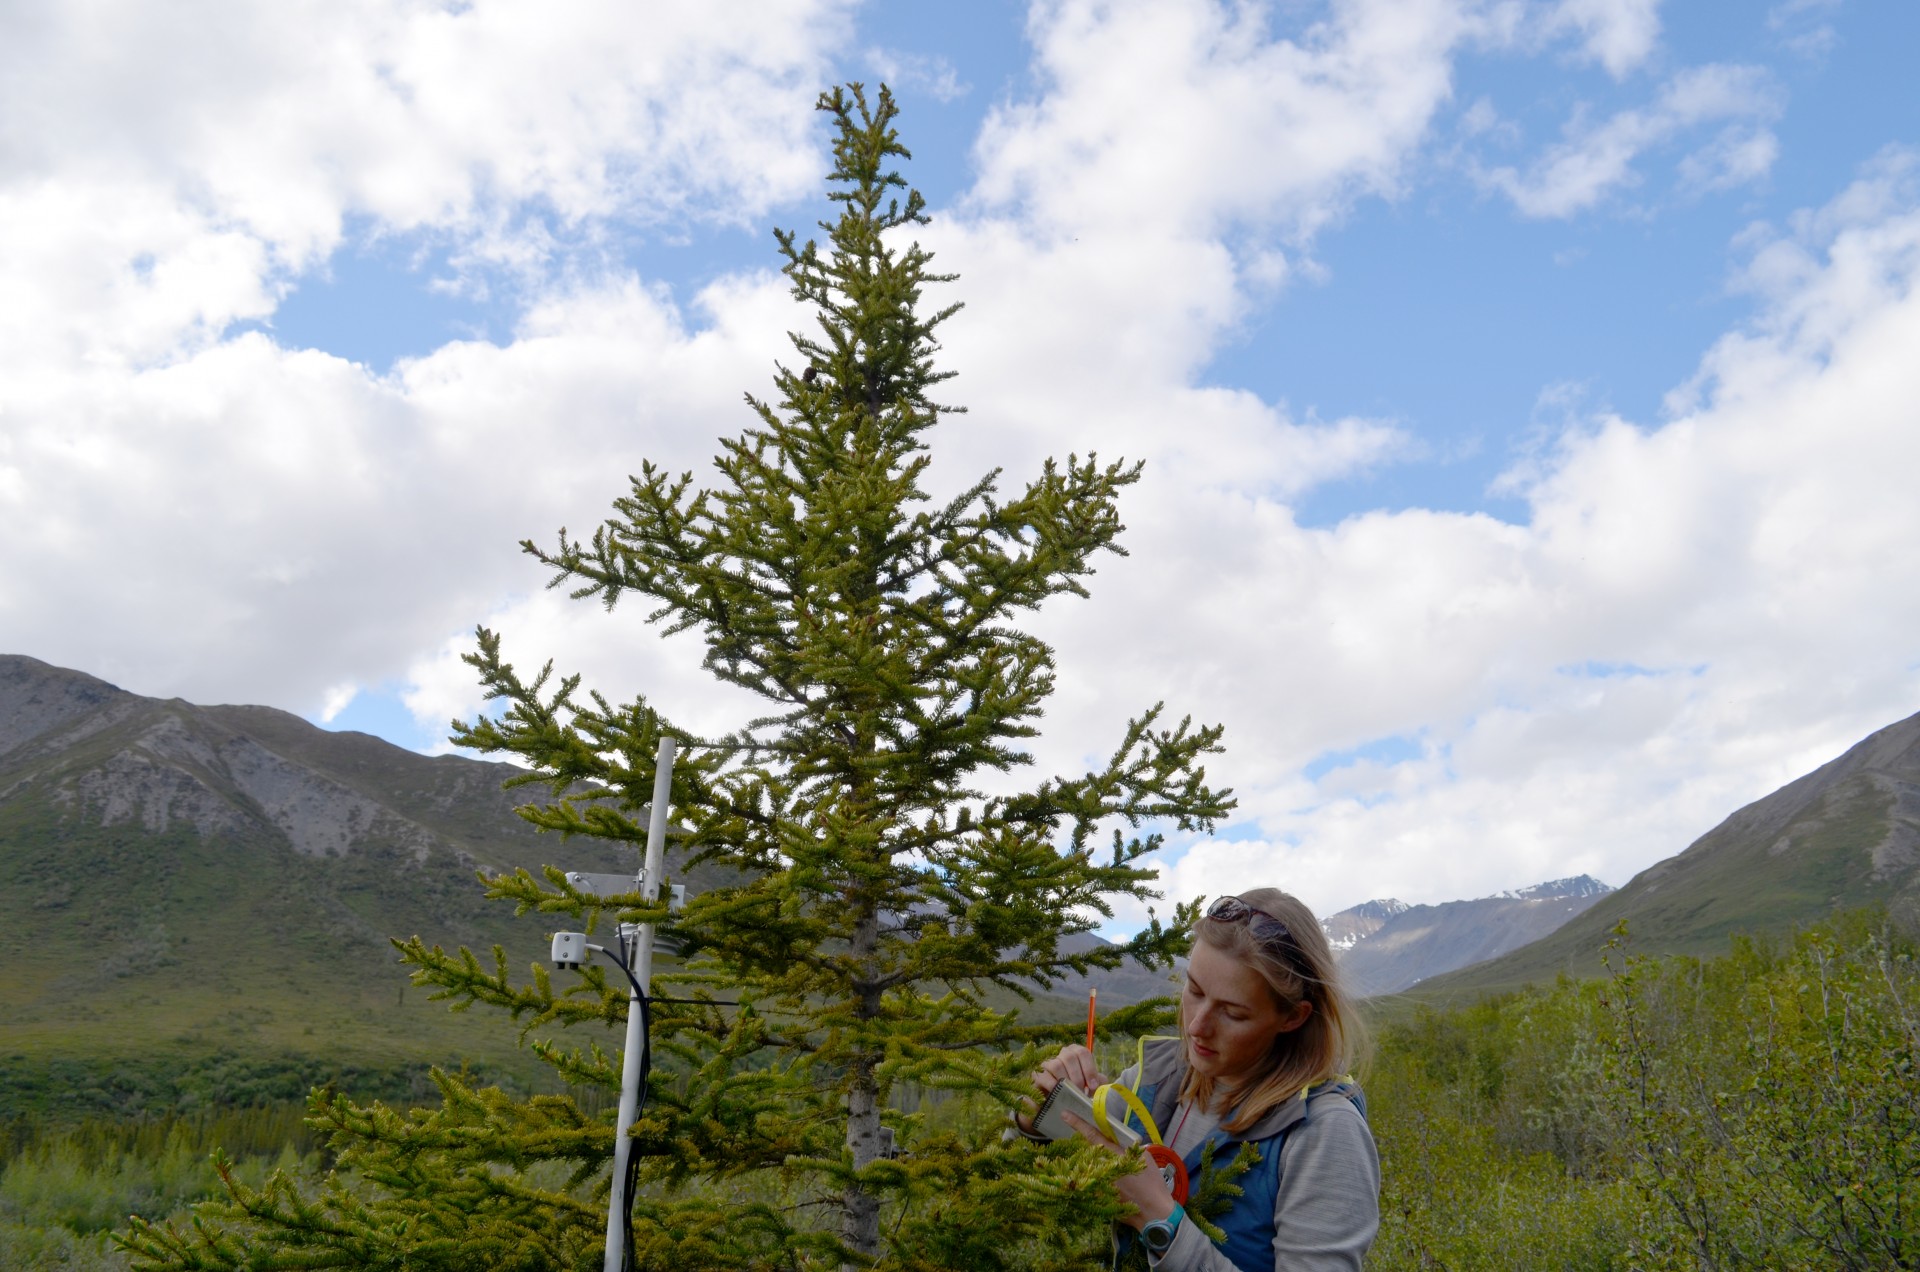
[634,736,676,1009]
[604,735,677,1272]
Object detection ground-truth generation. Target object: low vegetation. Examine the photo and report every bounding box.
[1,1106,318,1272]
[7,911,1906,1270]
[1370,911,1919,1269]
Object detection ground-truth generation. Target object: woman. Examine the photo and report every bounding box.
[1025,889,1379,1271]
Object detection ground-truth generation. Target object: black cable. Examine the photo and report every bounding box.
[595,944,736,1272]
[623,993,648,1272]
[595,939,651,1272]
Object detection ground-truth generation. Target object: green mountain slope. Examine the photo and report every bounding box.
[0,654,655,1112]
[1404,707,1920,1003]
[0,655,1148,1115]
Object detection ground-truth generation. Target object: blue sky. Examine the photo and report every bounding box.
[8,0,1920,918]
[267,2,1920,543]
[290,1,1920,755]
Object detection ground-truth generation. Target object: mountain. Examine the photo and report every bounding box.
[0,655,1164,1114]
[1054,931,1182,1006]
[1323,877,1613,995]
[1322,898,1409,952]
[1494,877,1615,903]
[0,654,672,1112]
[1409,708,1920,1001]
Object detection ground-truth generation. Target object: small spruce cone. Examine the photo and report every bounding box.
[802,366,818,384]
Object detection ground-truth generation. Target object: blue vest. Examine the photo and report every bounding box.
[1116,1045,1365,1272]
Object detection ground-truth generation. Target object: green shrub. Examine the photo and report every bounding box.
[0,1105,318,1272]
[1599,916,1920,1269]
[1366,910,1919,1271]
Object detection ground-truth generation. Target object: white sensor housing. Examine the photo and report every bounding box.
[551,931,590,969]
[566,871,644,898]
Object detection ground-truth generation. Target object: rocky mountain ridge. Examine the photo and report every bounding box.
[1493,875,1613,902]
[0,654,1172,1109]
[1322,875,1614,995]
[1321,898,1409,951]
[1411,707,1920,1000]
[17,652,1909,1079]
[0,653,662,1100]
[3,655,564,871]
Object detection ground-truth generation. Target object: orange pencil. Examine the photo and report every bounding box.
[1086,987,1097,1053]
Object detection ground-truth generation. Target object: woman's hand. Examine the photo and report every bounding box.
[1016,1048,1175,1229]
[1014,1044,1109,1133]
[1057,1110,1178,1231]
[1037,1043,1107,1096]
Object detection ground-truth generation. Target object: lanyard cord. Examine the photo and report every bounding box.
[1167,1101,1195,1153]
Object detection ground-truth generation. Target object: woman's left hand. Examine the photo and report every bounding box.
[1058,1110,1178,1232]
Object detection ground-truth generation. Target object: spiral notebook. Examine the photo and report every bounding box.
[1031,1081,1145,1150]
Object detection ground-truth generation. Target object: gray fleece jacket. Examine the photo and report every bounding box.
[1118,1038,1380,1272]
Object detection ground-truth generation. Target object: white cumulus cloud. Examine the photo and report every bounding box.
[1481,62,1781,217]
[1096,153,1920,918]
[6,0,1915,938]
[0,0,850,708]
[970,0,1480,244]
[1539,0,1663,79]
[0,0,850,374]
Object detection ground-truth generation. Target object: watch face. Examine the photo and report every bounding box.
[1142,1220,1175,1254]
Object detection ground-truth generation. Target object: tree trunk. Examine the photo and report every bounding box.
[842,903,883,1265]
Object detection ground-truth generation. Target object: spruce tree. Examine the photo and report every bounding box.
[122,83,1232,1272]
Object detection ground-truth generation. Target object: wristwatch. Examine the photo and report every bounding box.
[1140,1204,1184,1256]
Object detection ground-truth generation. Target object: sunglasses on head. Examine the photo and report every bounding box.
[1206,895,1301,956]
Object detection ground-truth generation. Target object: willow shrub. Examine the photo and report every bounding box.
[1368,981,1642,1270]
[2,1108,320,1272]
[1369,912,1919,1272]
[1600,914,1920,1270]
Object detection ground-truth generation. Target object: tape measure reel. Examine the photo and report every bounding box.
[1146,1143,1191,1204]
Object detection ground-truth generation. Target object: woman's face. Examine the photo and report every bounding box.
[1181,938,1308,1088]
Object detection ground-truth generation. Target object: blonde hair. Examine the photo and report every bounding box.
[1178,887,1369,1134]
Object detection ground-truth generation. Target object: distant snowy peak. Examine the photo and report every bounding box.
[1319,877,1613,964]
[1322,874,1618,994]
[1493,875,1614,902]
[1320,897,1409,950]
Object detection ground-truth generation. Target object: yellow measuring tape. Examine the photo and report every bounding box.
[1088,1037,1190,1204]
[1091,1079,1163,1144]
[1081,1037,1351,1209]
[1089,1035,1170,1144]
